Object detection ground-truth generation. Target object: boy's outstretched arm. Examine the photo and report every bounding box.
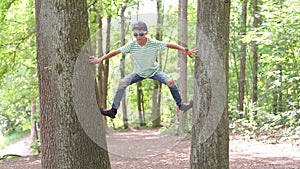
[166,43,198,57]
[89,49,121,64]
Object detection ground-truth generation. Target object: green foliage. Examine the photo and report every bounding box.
[0,0,37,136]
[0,0,299,141]
[231,106,300,138]
[229,0,300,138]
[29,139,40,155]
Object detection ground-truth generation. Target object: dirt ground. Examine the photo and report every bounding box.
[0,129,300,169]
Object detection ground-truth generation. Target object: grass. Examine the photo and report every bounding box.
[0,130,30,150]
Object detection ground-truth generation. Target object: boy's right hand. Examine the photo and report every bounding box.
[89,56,102,64]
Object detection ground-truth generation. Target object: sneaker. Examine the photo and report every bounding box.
[179,100,193,113]
[99,107,117,119]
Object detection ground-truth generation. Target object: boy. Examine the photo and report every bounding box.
[89,21,197,119]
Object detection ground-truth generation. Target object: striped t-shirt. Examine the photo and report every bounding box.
[120,38,167,78]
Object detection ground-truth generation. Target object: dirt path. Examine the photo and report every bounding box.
[0,135,32,157]
[0,129,300,169]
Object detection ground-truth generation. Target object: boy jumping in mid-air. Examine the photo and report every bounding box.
[89,21,198,119]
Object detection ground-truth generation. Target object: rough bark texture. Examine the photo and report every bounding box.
[191,0,230,168]
[35,0,111,168]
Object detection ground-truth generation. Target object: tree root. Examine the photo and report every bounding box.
[0,154,22,160]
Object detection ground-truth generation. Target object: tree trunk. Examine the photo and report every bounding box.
[30,100,38,143]
[238,0,248,113]
[252,0,259,103]
[135,2,145,127]
[152,81,161,127]
[35,0,111,168]
[103,15,112,109]
[97,12,105,107]
[152,0,163,128]
[177,0,188,135]
[137,82,145,126]
[120,4,128,129]
[190,0,230,168]
[97,12,110,112]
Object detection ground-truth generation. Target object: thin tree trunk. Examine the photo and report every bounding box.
[252,0,259,103]
[135,1,145,127]
[152,81,161,127]
[177,0,188,135]
[97,12,105,107]
[190,0,230,168]
[120,3,128,129]
[152,0,163,128]
[238,0,248,113]
[104,15,112,109]
[137,82,145,126]
[30,100,38,142]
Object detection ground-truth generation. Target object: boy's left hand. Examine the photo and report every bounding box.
[187,48,199,58]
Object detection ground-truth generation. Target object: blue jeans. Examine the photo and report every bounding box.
[112,69,182,109]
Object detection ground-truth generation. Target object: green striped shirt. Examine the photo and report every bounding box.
[120,38,167,78]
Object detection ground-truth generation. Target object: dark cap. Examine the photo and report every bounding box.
[132,21,148,31]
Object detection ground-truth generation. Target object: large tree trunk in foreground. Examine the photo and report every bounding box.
[36,0,111,168]
[190,0,230,168]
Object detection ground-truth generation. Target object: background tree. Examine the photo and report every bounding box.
[252,0,259,103]
[190,0,230,168]
[35,0,110,168]
[134,1,146,127]
[151,0,164,128]
[238,0,248,113]
[177,0,188,135]
[120,0,129,129]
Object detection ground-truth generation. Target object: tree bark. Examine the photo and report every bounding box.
[120,3,128,129]
[152,0,163,128]
[35,0,111,168]
[238,0,248,113]
[135,2,145,127]
[177,0,188,135]
[97,12,105,107]
[190,0,230,168]
[30,100,38,143]
[252,0,259,103]
[103,15,112,109]
[137,82,145,126]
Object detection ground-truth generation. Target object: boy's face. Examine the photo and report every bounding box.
[133,29,147,42]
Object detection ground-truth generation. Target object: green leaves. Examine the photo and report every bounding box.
[0,0,37,135]
[229,0,300,137]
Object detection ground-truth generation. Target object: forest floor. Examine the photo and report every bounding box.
[0,128,300,169]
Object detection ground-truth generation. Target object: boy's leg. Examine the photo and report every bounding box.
[150,70,193,112]
[112,73,144,109]
[101,73,144,118]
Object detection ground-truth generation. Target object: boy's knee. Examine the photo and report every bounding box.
[119,80,127,87]
[167,79,175,87]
